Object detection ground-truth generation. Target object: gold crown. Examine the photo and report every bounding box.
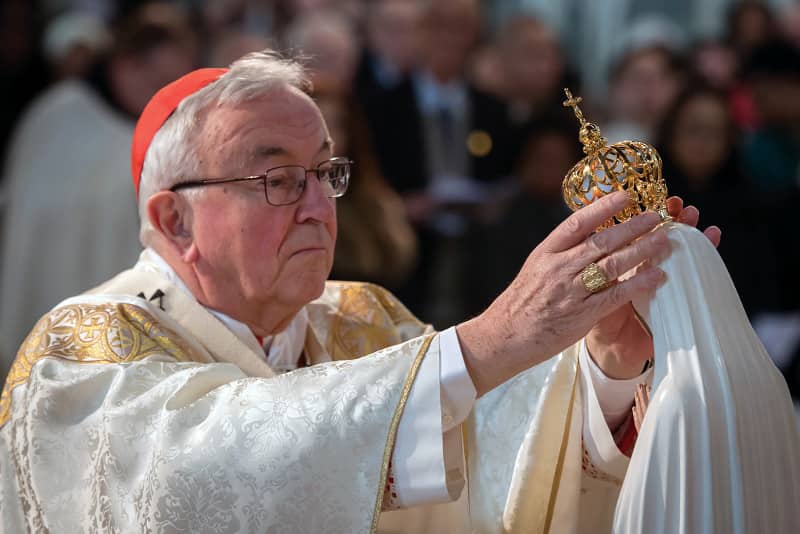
[561,89,669,229]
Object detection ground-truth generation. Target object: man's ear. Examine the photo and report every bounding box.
[147,191,196,260]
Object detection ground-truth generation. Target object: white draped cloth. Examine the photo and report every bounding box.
[615,222,800,533]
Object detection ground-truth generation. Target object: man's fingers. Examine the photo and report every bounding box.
[574,211,662,265]
[704,226,722,248]
[666,196,683,217]
[677,205,700,227]
[593,228,670,282]
[543,191,630,252]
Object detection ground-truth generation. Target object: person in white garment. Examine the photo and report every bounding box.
[0,50,722,533]
[0,4,196,379]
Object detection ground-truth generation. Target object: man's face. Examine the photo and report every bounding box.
[189,87,337,318]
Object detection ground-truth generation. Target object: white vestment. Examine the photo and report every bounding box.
[614,222,800,533]
[1,250,640,533]
[0,80,141,377]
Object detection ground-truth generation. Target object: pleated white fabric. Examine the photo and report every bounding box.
[614,222,800,533]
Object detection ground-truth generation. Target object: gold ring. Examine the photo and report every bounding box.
[580,262,611,294]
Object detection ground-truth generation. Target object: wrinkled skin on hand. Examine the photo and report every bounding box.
[458,192,672,397]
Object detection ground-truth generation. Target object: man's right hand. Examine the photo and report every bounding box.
[456,191,670,397]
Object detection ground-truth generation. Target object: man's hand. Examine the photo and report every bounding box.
[586,196,722,379]
[457,192,669,397]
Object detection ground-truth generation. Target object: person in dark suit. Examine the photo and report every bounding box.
[355,0,516,325]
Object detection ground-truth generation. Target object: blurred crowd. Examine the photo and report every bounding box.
[1,0,799,401]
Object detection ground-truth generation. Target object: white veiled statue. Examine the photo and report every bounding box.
[560,90,800,533]
[615,221,800,533]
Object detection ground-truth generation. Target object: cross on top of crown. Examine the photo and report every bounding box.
[562,88,586,125]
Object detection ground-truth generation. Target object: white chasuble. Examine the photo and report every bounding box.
[613,221,800,533]
[0,277,437,533]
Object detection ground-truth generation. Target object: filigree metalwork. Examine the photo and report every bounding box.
[561,89,669,228]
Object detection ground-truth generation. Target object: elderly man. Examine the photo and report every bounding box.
[0,51,719,533]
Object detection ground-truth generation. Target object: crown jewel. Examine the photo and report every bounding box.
[561,89,669,229]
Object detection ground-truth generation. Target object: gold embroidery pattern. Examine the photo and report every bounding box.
[329,283,424,361]
[0,303,194,427]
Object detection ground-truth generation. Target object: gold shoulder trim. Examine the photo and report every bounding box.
[328,282,425,361]
[0,302,194,427]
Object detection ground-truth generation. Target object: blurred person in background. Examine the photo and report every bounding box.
[740,39,800,192]
[464,115,577,317]
[723,1,779,130]
[316,91,418,288]
[198,0,274,42]
[656,85,777,318]
[0,0,48,181]
[354,0,424,190]
[357,0,421,91]
[726,0,776,59]
[283,9,360,94]
[779,0,800,49]
[495,14,570,130]
[737,37,800,402]
[687,36,760,131]
[208,30,272,67]
[604,42,687,144]
[363,0,515,326]
[467,40,507,98]
[689,38,739,92]
[0,3,197,377]
[42,11,111,81]
[272,0,365,37]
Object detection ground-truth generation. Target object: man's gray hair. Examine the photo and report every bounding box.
[137,50,311,246]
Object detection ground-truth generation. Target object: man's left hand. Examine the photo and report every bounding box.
[586,196,722,379]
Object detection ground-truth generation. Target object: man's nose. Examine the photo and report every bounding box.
[296,172,335,224]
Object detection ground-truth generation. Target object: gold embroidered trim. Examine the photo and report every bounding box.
[370,334,435,533]
[329,282,424,361]
[543,361,579,534]
[0,303,194,427]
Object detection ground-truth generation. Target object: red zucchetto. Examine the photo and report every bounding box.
[130,67,227,196]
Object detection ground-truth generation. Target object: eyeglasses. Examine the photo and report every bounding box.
[169,157,352,206]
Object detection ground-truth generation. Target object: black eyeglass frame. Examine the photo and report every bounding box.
[168,156,353,206]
